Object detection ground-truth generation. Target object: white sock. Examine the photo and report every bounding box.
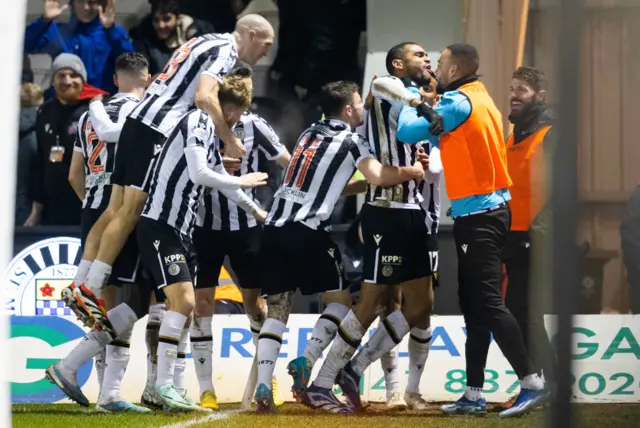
[156,311,187,387]
[145,304,165,388]
[63,329,113,371]
[351,310,410,376]
[107,303,138,337]
[98,327,133,403]
[190,316,215,394]
[257,318,286,389]
[520,373,545,390]
[85,260,112,297]
[313,310,365,389]
[380,348,400,399]
[303,303,349,367]
[174,328,189,390]
[406,326,432,394]
[249,306,267,347]
[464,386,484,401]
[95,346,106,392]
[74,259,93,287]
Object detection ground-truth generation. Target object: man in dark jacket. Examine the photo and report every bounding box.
[24,0,133,94]
[130,0,214,78]
[24,53,108,226]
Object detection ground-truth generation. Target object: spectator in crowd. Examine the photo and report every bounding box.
[22,55,34,84]
[16,84,45,226]
[130,0,214,78]
[24,54,108,227]
[24,0,133,94]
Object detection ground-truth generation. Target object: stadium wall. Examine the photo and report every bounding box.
[10,314,640,405]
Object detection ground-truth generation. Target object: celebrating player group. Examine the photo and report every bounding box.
[45,13,550,419]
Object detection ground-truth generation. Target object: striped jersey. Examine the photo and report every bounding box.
[129,33,238,137]
[365,76,424,209]
[142,109,222,236]
[74,93,140,211]
[198,112,285,231]
[267,119,373,231]
[421,142,441,234]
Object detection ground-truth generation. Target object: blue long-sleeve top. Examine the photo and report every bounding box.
[24,16,134,94]
[397,85,511,218]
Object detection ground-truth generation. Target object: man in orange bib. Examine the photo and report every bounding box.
[397,44,549,418]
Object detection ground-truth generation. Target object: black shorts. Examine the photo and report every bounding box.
[112,118,165,190]
[137,217,198,289]
[261,223,347,296]
[110,231,145,287]
[361,203,433,285]
[80,208,103,247]
[214,300,245,314]
[193,226,262,290]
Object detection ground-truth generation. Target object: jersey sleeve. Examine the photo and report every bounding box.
[74,112,87,154]
[349,133,374,167]
[185,110,214,150]
[252,115,286,160]
[201,42,236,83]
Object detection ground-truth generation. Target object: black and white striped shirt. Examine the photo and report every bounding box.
[421,143,441,234]
[129,33,238,137]
[74,93,139,211]
[142,110,223,236]
[267,119,373,231]
[198,112,286,231]
[365,76,424,209]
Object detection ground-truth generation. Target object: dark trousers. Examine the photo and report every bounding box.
[454,205,535,388]
[504,233,557,382]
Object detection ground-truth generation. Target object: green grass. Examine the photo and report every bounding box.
[12,403,640,428]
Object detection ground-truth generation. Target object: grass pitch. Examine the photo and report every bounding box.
[12,403,640,428]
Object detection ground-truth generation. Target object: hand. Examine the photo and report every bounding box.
[99,0,116,29]
[410,160,426,181]
[416,147,430,170]
[365,74,378,109]
[253,208,268,224]
[222,156,241,174]
[416,103,445,136]
[23,212,41,227]
[91,94,105,103]
[239,172,268,189]
[43,0,68,21]
[224,136,247,158]
[294,85,308,101]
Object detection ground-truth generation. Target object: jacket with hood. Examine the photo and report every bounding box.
[33,84,108,226]
[16,108,38,225]
[24,13,134,94]
[130,14,215,76]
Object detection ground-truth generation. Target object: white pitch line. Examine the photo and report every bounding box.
[159,409,241,428]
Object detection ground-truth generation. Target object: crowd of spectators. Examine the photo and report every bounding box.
[17,0,366,227]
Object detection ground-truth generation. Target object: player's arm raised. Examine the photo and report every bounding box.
[195,75,246,158]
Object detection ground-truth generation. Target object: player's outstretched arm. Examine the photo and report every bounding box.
[195,75,246,158]
[357,157,424,188]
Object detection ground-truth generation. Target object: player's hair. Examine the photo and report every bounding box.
[446,43,480,75]
[20,83,44,108]
[235,14,273,38]
[151,0,181,15]
[115,52,149,74]
[512,66,548,93]
[320,81,360,118]
[229,62,253,78]
[385,42,420,75]
[219,74,253,110]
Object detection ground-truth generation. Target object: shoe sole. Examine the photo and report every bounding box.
[141,397,164,410]
[45,367,89,407]
[255,396,276,413]
[441,407,487,416]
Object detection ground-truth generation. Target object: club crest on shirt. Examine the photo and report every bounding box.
[233,127,245,140]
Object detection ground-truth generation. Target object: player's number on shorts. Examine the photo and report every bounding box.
[87,131,105,174]
[157,37,199,82]
[284,137,322,189]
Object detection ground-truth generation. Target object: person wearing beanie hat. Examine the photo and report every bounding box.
[24,0,133,94]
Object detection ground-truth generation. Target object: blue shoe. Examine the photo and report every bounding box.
[336,362,362,411]
[499,388,550,418]
[287,357,312,402]
[45,363,89,407]
[441,395,487,415]
[254,383,276,413]
[95,400,151,413]
[305,384,352,414]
